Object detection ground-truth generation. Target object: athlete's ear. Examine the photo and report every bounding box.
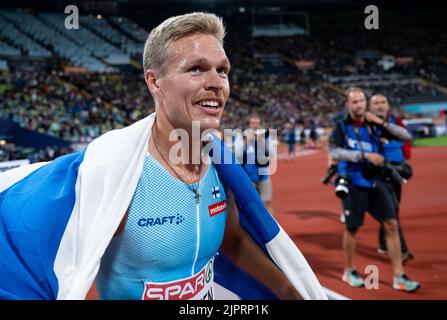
[145,69,160,91]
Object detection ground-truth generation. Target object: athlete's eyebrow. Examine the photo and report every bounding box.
[186,57,231,69]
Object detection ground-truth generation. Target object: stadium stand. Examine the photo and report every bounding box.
[1,7,446,162]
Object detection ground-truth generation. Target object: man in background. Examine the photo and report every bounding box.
[285,122,297,160]
[370,94,414,264]
[329,87,419,292]
[240,113,276,216]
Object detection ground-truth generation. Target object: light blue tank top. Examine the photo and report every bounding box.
[96,153,228,300]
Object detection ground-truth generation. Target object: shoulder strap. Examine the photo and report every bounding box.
[352,126,366,160]
[367,122,383,153]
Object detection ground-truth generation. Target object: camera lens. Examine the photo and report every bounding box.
[335,177,350,198]
[335,184,349,198]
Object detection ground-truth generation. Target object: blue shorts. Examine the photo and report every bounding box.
[288,143,296,153]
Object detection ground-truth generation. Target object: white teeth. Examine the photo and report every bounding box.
[199,100,220,107]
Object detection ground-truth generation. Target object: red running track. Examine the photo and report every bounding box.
[272,146,447,299]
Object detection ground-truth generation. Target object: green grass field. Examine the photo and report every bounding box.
[413,135,447,147]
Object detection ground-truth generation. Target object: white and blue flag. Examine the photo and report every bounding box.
[211,186,221,199]
[0,113,327,300]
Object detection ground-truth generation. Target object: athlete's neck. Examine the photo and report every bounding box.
[150,119,204,174]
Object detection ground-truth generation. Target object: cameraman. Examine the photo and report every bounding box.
[329,87,419,292]
[370,94,414,263]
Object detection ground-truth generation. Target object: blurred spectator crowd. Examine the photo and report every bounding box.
[1,9,446,162]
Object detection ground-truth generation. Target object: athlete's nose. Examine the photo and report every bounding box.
[203,69,224,93]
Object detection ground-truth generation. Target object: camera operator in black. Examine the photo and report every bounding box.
[370,94,414,264]
[329,87,419,292]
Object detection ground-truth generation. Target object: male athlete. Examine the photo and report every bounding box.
[0,12,327,301]
[329,87,420,292]
[90,13,300,300]
[369,94,414,263]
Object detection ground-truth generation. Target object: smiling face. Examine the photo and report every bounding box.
[147,33,230,133]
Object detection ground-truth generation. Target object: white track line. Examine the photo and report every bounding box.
[277,149,321,159]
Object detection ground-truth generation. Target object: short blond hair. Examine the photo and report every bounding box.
[345,87,364,98]
[143,12,226,76]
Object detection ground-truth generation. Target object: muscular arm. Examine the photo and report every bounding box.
[220,190,302,300]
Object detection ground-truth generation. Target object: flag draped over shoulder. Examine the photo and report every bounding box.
[0,113,327,300]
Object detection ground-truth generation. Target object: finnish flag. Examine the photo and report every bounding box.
[0,113,328,300]
[212,186,221,199]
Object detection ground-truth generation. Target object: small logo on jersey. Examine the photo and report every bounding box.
[138,213,185,227]
[347,138,373,153]
[208,200,227,217]
[211,186,221,199]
